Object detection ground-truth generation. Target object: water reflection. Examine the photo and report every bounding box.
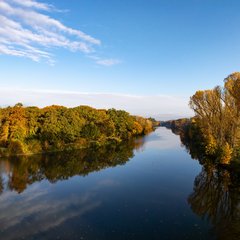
[188,165,240,240]
[0,175,3,193]
[0,139,145,195]
[173,127,240,240]
[0,139,148,240]
[2,127,239,239]
[0,186,102,240]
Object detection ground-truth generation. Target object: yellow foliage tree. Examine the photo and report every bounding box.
[220,143,232,165]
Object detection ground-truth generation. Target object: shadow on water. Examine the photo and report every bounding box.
[0,138,146,195]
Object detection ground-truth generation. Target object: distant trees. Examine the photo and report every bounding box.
[189,72,240,164]
[0,104,154,156]
[161,118,190,135]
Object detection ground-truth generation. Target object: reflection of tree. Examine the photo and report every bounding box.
[0,139,143,194]
[188,165,240,240]
[165,121,216,164]
[0,176,3,194]
[169,123,240,239]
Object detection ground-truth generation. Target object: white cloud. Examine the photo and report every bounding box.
[0,0,118,65]
[0,88,193,120]
[89,55,121,66]
[96,58,121,66]
[11,0,52,11]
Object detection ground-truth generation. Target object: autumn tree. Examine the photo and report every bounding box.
[189,72,240,164]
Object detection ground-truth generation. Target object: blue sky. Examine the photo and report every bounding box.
[0,0,240,119]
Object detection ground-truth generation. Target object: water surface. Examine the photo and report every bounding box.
[0,127,239,239]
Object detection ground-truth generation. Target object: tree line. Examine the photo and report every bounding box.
[0,104,154,156]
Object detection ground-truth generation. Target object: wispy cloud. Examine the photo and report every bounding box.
[89,55,121,66]
[0,0,119,65]
[11,0,52,11]
[96,58,121,66]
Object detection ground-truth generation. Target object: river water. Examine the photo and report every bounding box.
[0,127,239,239]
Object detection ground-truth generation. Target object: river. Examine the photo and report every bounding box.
[0,127,239,239]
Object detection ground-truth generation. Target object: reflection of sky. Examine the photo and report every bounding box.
[0,161,11,187]
[0,178,120,240]
[137,127,180,151]
[0,127,210,240]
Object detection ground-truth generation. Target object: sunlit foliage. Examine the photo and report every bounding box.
[189,72,240,164]
[163,73,240,165]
